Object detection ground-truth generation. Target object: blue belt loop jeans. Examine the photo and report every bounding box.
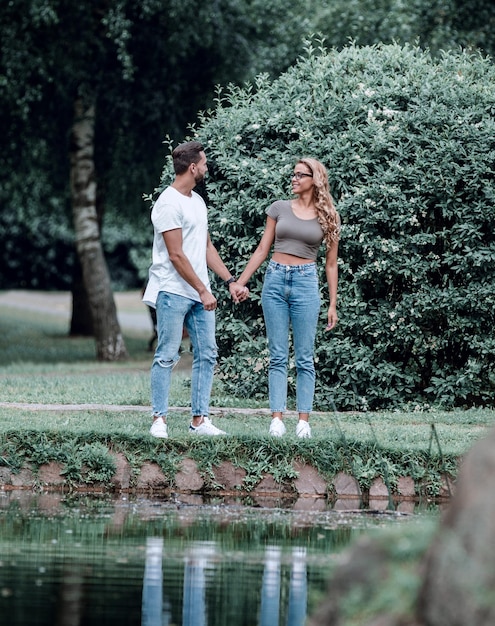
[151,291,217,418]
[261,261,321,414]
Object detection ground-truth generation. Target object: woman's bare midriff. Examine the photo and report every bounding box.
[271,252,314,266]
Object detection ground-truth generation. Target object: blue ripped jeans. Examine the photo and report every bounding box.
[151,292,217,418]
[261,261,320,414]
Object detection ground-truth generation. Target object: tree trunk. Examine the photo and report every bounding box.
[69,258,93,336]
[69,97,128,360]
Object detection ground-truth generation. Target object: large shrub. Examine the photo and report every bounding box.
[166,42,495,410]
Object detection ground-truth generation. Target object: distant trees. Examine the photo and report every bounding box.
[315,0,495,56]
[0,0,312,359]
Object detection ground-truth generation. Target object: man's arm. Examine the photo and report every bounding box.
[163,228,217,310]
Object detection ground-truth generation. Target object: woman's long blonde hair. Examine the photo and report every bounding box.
[297,158,340,246]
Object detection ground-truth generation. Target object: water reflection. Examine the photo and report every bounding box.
[142,538,167,626]
[56,566,84,626]
[141,540,309,626]
[287,548,307,626]
[260,546,283,625]
[0,492,425,626]
[182,541,215,626]
[259,546,307,626]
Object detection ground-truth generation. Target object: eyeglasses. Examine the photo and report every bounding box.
[292,172,313,180]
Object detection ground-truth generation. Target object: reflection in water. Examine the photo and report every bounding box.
[142,537,169,626]
[287,548,307,626]
[182,542,216,626]
[0,492,422,626]
[56,567,84,626]
[257,546,309,626]
[141,540,309,626]
[260,546,282,626]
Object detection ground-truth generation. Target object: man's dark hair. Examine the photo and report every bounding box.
[172,141,204,175]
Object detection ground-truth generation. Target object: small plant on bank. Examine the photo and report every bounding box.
[56,442,117,486]
[153,448,183,483]
[79,443,117,484]
[0,441,25,473]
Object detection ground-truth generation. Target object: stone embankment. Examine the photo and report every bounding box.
[0,404,454,508]
[0,452,452,512]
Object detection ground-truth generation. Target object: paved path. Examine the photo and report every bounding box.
[0,402,308,417]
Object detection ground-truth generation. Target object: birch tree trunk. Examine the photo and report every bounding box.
[69,98,128,360]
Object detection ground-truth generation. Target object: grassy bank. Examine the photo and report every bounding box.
[0,298,494,495]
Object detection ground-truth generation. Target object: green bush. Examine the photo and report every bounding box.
[156,41,495,410]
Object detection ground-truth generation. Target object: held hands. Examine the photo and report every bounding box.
[201,282,249,309]
[229,281,250,304]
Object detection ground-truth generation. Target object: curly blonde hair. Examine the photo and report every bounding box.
[297,158,340,246]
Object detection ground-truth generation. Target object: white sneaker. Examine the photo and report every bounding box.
[150,417,168,438]
[269,418,286,437]
[189,416,226,436]
[296,420,311,439]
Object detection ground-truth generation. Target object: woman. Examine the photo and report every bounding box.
[236,158,340,438]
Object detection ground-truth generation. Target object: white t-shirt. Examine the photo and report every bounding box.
[142,186,210,307]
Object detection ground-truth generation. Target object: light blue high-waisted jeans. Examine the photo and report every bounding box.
[151,291,217,418]
[261,261,321,414]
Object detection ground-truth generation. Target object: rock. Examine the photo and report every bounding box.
[293,461,328,496]
[110,452,132,490]
[174,458,204,492]
[135,462,168,490]
[0,467,12,486]
[417,425,495,625]
[11,466,35,488]
[333,472,361,497]
[369,477,389,497]
[369,477,391,511]
[255,472,287,495]
[38,461,65,486]
[397,476,415,498]
[211,461,246,491]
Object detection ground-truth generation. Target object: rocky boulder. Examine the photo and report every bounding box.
[417,426,495,625]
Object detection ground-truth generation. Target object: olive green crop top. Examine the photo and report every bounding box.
[266,200,324,260]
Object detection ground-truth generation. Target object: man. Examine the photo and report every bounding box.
[143,141,247,438]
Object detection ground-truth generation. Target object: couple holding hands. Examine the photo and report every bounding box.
[143,141,340,440]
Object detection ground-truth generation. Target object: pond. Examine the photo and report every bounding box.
[0,491,433,626]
